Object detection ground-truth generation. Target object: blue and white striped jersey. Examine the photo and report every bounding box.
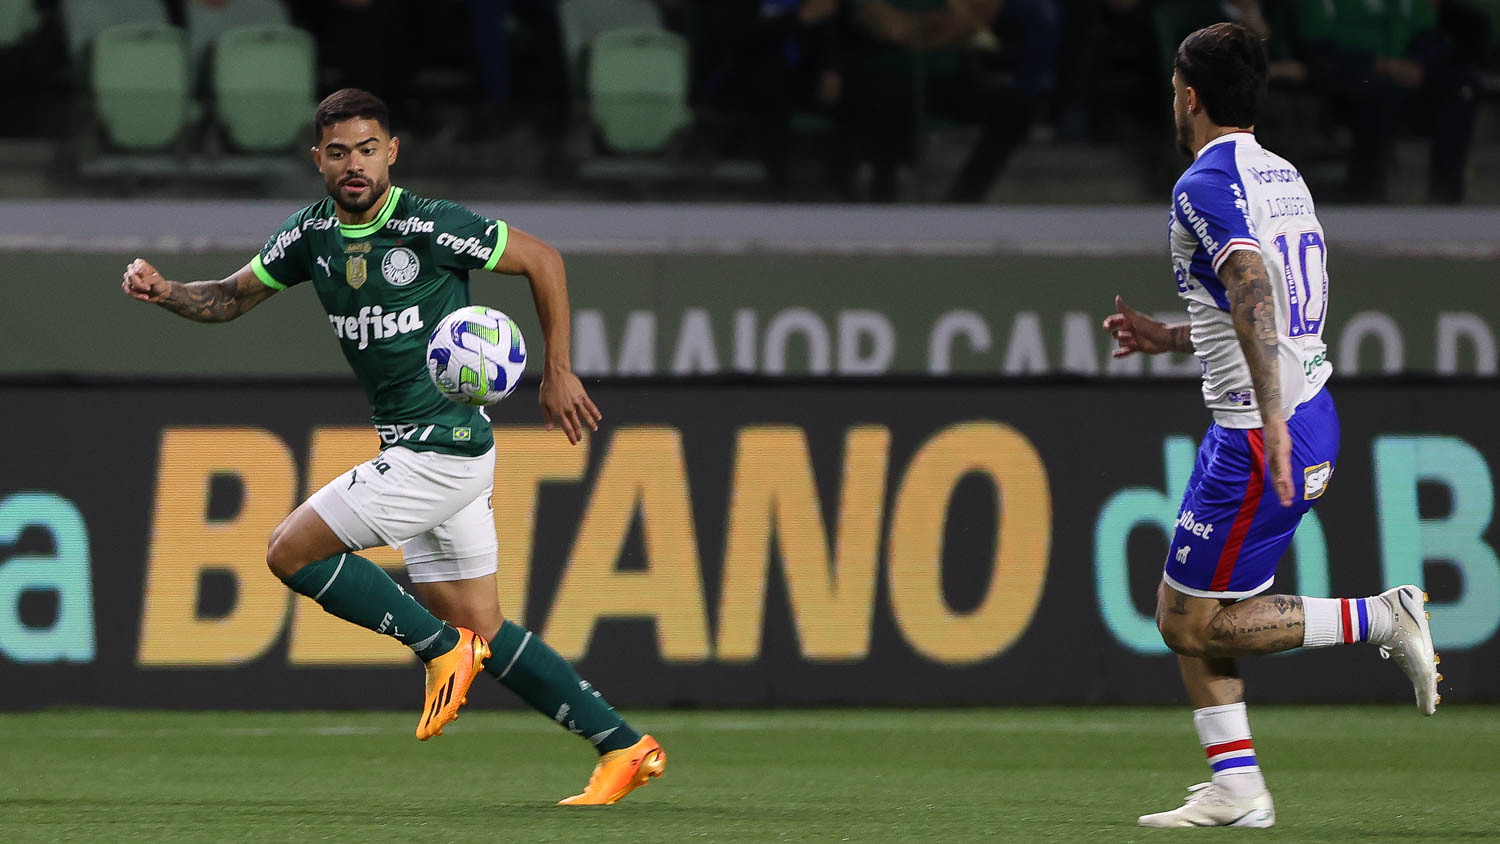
[1169,133,1332,428]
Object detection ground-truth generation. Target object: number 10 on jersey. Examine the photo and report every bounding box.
[1274,231,1327,337]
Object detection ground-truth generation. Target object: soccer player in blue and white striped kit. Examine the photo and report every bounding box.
[1103,23,1441,829]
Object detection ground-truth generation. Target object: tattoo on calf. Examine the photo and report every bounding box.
[1271,595,1300,616]
[1207,596,1305,648]
[1167,592,1191,616]
[1211,615,1297,640]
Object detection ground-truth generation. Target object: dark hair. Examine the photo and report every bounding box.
[313,88,391,143]
[1173,23,1267,129]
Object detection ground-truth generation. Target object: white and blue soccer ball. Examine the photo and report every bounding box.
[426,305,527,406]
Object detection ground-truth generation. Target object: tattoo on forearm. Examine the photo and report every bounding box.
[158,279,246,323]
[1224,251,1281,414]
[1167,323,1194,354]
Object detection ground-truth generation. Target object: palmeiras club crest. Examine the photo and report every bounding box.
[382,247,420,286]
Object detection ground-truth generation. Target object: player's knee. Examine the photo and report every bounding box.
[265,520,304,582]
[1156,612,1209,657]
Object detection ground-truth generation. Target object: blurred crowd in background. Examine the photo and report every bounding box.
[2,0,1496,203]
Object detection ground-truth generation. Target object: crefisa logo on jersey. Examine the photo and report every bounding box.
[382,247,420,287]
[387,216,435,236]
[263,227,301,263]
[436,232,493,264]
[327,305,423,349]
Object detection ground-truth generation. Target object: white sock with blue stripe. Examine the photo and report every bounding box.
[1302,596,1393,648]
[1194,702,1266,798]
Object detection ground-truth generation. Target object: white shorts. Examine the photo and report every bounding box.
[307,445,499,583]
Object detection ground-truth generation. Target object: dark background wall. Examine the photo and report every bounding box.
[2,379,1495,709]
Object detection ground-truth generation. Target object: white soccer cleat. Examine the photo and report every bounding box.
[1139,782,1275,828]
[1378,585,1441,716]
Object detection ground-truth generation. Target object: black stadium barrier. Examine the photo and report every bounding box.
[1,378,1496,709]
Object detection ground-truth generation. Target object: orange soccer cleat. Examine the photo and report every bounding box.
[416,628,490,740]
[557,734,667,806]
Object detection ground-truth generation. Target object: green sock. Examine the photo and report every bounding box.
[484,621,642,754]
[285,553,459,662]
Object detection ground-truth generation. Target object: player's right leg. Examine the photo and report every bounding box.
[1156,393,1439,711]
[267,450,491,740]
[1156,581,1440,712]
[266,502,467,663]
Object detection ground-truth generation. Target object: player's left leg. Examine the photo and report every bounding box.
[405,495,665,805]
[1140,648,1276,829]
[268,503,464,663]
[1140,586,1276,828]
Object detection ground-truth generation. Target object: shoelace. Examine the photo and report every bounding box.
[1181,783,1221,806]
[1182,782,1253,812]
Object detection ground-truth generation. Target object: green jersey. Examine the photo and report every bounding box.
[249,186,507,457]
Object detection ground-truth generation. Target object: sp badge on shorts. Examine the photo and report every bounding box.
[1304,462,1332,500]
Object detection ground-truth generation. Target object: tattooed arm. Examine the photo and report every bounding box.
[121,259,276,323]
[1221,250,1281,419]
[1220,249,1295,506]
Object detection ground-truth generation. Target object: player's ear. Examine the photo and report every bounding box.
[387,135,399,165]
[310,146,322,170]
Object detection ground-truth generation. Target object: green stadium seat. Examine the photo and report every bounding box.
[212,24,315,152]
[62,0,169,62]
[0,0,38,48]
[559,0,661,89]
[90,23,189,150]
[185,0,289,71]
[586,27,691,154]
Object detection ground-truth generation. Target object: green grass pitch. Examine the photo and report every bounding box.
[1,707,1495,841]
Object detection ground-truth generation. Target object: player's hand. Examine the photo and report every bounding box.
[1262,415,1295,507]
[539,368,602,445]
[121,258,171,303]
[1103,295,1170,356]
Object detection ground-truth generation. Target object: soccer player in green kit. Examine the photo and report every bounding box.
[120,89,665,806]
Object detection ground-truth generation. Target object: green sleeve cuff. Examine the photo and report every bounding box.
[483,221,509,272]
[250,255,287,291]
